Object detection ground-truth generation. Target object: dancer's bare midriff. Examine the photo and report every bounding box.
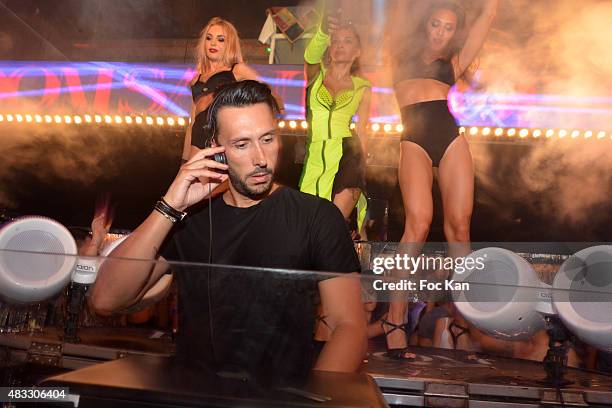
[394,78,451,107]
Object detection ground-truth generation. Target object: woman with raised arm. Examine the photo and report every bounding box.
[384,0,499,359]
[299,10,372,233]
[182,17,259,161]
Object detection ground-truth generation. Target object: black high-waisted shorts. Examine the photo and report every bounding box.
[400,100,459,167]
[191,110,209,149]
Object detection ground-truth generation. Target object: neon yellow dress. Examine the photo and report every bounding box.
[299,26,370,230]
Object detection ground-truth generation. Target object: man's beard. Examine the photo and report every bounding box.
[228,167,274,199]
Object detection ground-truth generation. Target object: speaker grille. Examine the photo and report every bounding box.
[464,258,519,312]
[2,230,65,282]
[568,251,612,324]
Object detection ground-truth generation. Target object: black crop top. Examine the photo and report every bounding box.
[394,57,455,87]
[190,66,237,102]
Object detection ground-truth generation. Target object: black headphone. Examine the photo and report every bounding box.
[202,94,228,165]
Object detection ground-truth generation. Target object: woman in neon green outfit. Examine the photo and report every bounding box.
[299,13,371,233]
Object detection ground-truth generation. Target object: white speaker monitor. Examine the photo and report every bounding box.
[452,247,551,341]
[0,216,77,303]
[553,245,612,352]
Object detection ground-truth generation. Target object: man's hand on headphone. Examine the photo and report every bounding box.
[163,146,229,211]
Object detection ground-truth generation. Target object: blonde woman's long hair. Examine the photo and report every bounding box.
[195,17,243,75]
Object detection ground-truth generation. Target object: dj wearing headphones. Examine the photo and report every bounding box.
[90,80,366,384]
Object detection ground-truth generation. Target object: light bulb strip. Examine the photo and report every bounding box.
[0,113,190,128]
[0,114,609,140]
[458,126,609,141]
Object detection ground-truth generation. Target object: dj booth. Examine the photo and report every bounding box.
[2,328,386,407]
[3,327,612,407]
[0,203,611,407]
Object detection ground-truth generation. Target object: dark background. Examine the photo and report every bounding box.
[0,0,302,39]
[0,0,303,61]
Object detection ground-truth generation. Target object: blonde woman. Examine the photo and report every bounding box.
[183,17,259,161]
[300,14,371,232]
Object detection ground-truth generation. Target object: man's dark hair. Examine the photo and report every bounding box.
[204,80,280,145]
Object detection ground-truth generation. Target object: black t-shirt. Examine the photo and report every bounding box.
[161,187,360,383]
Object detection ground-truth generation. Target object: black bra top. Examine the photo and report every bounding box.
[394,57,455,87]
[191,66,237,102]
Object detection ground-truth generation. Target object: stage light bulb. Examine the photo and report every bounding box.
[167,117,175,126]
[597,131,606,140]
[35,115,42,123]
[350,122,356,130]
[571,130,580,139]
[74,116,82,124]
[494,128,503,137]
[278,120,286,128]
[64,115,72,124]
[383,123,392,133]
[155,117,164,126]
[584,130,593,139]
[135,116,143,124]
[469,126,479,136]
[145,116,154,125]
[125,116,133,124]
[507,128,516,137]
[459,126,466,134]
[54,115,62,124]
[84,114,92,123]
[6,114,14,122]
[44,115,52,123]
[104,115,112,124]
[301,120,308,129]
[177,117,186,127]
[396,124,404,133]
[0,114,3,122]
[114,115,123,124]
[371,123,381,132]
[532,129,542,138]
[558,129,567,138]
[482,127,491,136]
[519,129,529,138]
[546,129,554,138]
[15,114,23,123]
[289,120,297,129]
[25,114,33,123]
